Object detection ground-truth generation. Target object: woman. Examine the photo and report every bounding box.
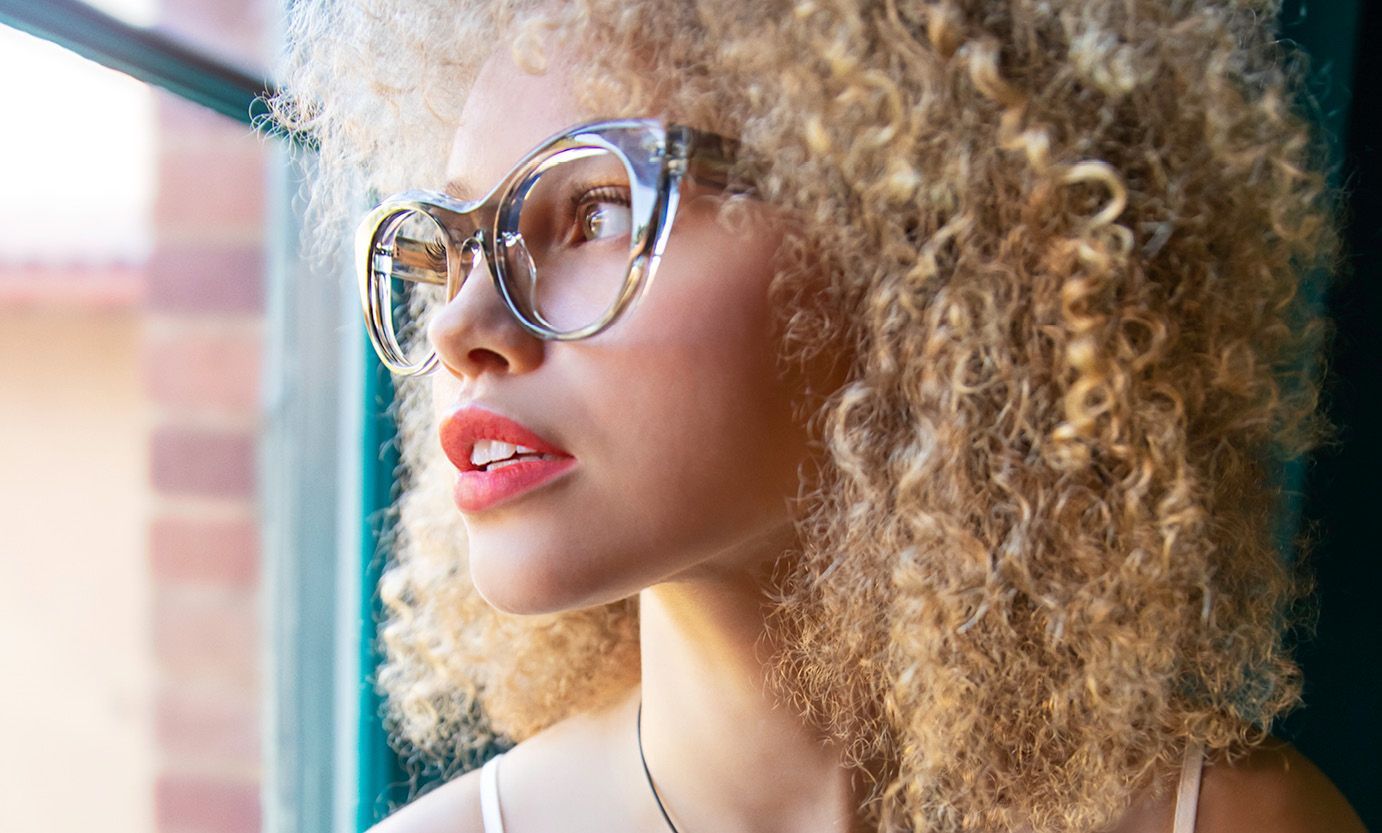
[273,1,1367,831]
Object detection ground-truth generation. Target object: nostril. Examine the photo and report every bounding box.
[466,348,510,374]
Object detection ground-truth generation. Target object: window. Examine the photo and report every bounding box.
[0,2,396,831]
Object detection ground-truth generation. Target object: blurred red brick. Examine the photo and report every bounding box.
[159,0,270,71]
[156,689,261,768]
[150,516,259,587]
[146,245,264,314]
[144,327,263,414]
[155,146,266,237]
[157,92,234,134]
[151,426,257,499]
[0,263,145,307]
[156,90,265,144]
[153,585,259,691]
[155,772,260,833]
[145,4,270,833]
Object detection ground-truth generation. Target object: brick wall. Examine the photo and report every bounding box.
[144,2,272,831]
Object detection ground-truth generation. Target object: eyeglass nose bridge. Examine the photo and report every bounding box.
[444,227,491,303]
[443,225,543,333]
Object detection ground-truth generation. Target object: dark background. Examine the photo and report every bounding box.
[1277,0,1380,829]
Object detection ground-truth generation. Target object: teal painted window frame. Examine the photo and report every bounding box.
[357,353,409,829]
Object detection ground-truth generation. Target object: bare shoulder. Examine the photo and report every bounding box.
[363,765,486,833]
[358,693,634,833]
[1196,736,1367,833]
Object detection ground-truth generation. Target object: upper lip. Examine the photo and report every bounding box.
[439,404,573,472]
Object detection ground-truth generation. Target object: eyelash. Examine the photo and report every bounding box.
[567,183,632,238]
[567,182,630,212]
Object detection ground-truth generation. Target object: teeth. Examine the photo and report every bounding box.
[481,454,562,471]
[487,457,531,471]
[470,439,545,467]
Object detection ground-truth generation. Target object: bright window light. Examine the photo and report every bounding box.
[0,0,157,265]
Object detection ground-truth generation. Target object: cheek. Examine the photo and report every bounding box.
[457,211,825,615]
[568,217,807,560]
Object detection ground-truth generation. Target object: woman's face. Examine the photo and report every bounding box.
[429,44,841,615]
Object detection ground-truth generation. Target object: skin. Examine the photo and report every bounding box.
[373,38,1368,833]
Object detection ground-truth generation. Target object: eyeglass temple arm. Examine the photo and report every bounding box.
[683,131,754,195]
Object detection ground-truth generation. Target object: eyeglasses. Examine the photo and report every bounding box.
[355,117,742,376]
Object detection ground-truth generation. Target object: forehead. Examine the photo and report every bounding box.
[445,43,590,199]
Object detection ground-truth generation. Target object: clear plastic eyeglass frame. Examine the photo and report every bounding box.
[355,117,741,376]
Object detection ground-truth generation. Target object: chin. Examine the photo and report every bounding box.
[469,544,637,616]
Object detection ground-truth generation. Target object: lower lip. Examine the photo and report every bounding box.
[452,457,578,513]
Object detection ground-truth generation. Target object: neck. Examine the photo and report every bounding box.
[631,520,865,833]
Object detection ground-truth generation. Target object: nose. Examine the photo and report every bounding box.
[427,236,544,379]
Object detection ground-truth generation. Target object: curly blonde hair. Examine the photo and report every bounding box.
[272,1,1342,830]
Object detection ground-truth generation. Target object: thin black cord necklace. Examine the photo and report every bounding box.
[637,698,682,833]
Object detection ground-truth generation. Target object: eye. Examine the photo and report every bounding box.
[570,186,632,244]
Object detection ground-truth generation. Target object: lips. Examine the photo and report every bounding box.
[440,404,574,472]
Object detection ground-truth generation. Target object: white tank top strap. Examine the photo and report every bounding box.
[1171,739,1205,833]
[480,752,507,833]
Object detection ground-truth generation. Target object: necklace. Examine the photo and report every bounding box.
[637,698,683,833]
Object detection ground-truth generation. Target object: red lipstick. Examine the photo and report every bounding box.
[439,405,577,513]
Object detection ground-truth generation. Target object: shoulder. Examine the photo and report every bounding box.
[1195,736,1367,833]
[365,690,638,833]
[363,763,487,833]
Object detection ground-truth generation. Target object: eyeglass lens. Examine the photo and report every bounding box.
[370,144,637,364]
[373,209,449,369]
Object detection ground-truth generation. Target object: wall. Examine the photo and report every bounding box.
[146,1,272,828]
